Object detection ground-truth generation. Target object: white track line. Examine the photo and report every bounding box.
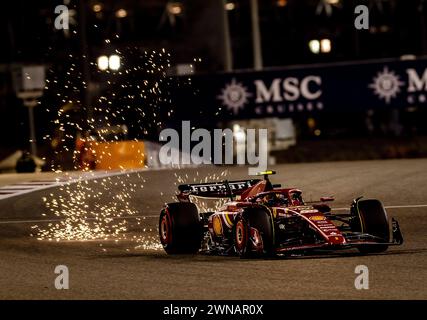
[332,204,427,211]
[0,205,425,225]
[383,204,427,209]
[0,141,202,201]
[0,214,157,225]
[0,170,148,201]
[0,164,200,201]
[0,186,46,190]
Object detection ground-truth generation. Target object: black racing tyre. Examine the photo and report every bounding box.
[159,202,202,254]
[233,207,275,258]
[352,199,390,254]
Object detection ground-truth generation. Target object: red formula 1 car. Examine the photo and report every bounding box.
[159,171,403,257]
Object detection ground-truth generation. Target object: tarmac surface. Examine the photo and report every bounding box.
[0,159,426,299]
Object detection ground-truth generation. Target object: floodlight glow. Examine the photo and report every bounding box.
[168,3,183,15]
[308,40,320,54]
[109,55,121,70]
[320,39,332,53]
[93,4,102,12]
[115,9,127,18]
[97,55,109,71]
[225,2,236,11]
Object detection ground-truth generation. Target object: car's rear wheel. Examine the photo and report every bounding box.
[159,202,202,254]
[351,199,390,254]
[233,207,275,258]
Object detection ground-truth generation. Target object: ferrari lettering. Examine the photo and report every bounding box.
[189,181,253,193]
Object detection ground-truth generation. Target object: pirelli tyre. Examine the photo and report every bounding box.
[233,207,275,258]
[159,202,202,254]
[351,198,390,254]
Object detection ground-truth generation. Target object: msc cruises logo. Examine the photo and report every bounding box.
[217,75,323,115]
[369,66,427,105]
[217,78,252,114]
[369,67,404,104]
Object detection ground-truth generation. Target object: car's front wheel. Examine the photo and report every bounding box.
[351,198,390,254]
[233,207,275,258]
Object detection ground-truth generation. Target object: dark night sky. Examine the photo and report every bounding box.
[1,0,426,68]
[0,0,426,153]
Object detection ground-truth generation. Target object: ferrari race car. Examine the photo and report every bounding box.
[159,171,403,257]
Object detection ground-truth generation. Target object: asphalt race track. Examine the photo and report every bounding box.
[0,159,426,299]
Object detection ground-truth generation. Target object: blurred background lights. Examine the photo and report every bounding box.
[225,2,236,11]
[167,2,183,15]
[325,0,340,4]
[92,3,103,13]
[309,39,332,54]
[309,40,320,54]
[97,55,121,71]
[108,55,121,70]
[97,55,109,70]
[115,8,128,18]
[320,39,332,53]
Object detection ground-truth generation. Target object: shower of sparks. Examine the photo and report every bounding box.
[34,44,215,252]
[34,47,179,251]
[34,174,143,241]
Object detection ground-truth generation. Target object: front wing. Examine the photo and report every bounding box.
[275,218,403,254]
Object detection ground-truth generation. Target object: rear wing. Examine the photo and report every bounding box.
[178,179,260,198]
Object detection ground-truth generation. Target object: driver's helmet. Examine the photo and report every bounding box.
[289,191,303,206]
[259,193,288,207]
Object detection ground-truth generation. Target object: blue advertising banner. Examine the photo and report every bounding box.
[172,57,427,121]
